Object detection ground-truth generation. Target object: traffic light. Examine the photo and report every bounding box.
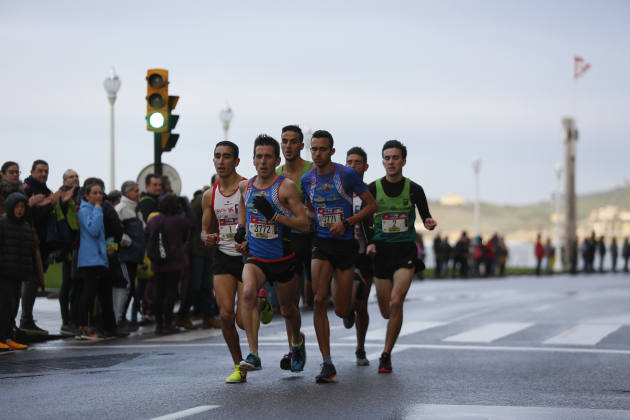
[146,69,169,132]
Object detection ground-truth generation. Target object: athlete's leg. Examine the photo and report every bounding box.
[284,274,300,348]
[275,277,302,344]
[374,277,393,319]
[214,274,242,365]
[235,280,245,330]
[241,263,267,355]
[331,267,354,318]
[312,258,334,357]
[354,274,372,351]
[383,267,413,354]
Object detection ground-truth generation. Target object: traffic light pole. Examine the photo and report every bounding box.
[154,133,163,176]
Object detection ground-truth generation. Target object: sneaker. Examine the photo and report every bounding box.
[226,365,247,383]
[343,309,356,329]
[60,323,80,336]
[378,352,392,373]
[316,362,337,383]
[75,328,105,341]
[239,352,262,371]
[6,340,28,350]
[202,318,221,329]
[291,332,306,372]
[176,317,198,330]
[280,352,292,370]
[19,320,48,335]
[258,289,274,324]
[356,349,369,366]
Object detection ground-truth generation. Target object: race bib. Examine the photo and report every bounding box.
[249,216,278,239]
[382,212,408,233]
[219,217,238,239]
[317,207,344,228]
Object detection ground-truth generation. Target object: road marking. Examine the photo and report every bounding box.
[150,405,219,420]
[32,342,630,355]
[343,321,446,341]
[543,323,622,346]
[404,403,630,419]
[144,329,222,343]
[366,345,409,362]
[443,322,534,343]
[260,324,344,341]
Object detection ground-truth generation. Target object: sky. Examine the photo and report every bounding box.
[1,0,628,205]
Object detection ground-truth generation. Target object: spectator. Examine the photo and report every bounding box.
[622,237,630,273]
[144,192,196,334]
[107,190,122,207]
[433,233,442,278]
[472,235,484,276]
[115,181,145,330]
[0,193,41,350]
[440,236,451,278]
[597,235,606,273]
[177,186,219,330]
[76,183,112,340]
[414,233,425,279]
[452,231,470,278]
[485,233,497,277]
[0,161,25,215]
[534,234,544,276]
[138,174,162,223]
[498,236,508,276]
[610,237,618,273]
[570,236,578,274]
[545,237,555,274]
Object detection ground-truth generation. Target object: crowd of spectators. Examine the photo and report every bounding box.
[0,159,220,348]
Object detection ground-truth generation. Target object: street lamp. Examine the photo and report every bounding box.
[219,104,233,140]
[472,157,481,236]
[303,127,313,151]
[103,68,121,191]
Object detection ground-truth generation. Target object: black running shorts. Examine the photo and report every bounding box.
[291,232,312,282]
[245,256,296,284]
[373,241,417,279]
[213,249,245,282]
[311,237,357,271]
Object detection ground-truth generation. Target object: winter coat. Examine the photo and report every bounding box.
[77,200,108,268]
[137,193,159,223]
[144,207,196,273]
[23,175,54,259]
[116,195,146,264]
[0,192,35,281]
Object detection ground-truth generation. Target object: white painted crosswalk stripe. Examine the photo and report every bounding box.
[543,323,622,346]
[343,321,446,341]
[443,322,534,343]
[144,329,222,342]
[150,405,219,420]
[260,324,345,341]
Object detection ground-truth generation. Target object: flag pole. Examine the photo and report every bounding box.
[572,57,577,118]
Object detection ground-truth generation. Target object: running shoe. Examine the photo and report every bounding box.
[355,349,369,366]
[258,289,274,324]
[6,340,28,350]
[75,328,105,341]
[343,309,356,329]
[291,332,306,372]
[378,352,392,373]
[316,362,337,383]
[280,351,292,370]
[226,365,247,383]
[239,352,262,371]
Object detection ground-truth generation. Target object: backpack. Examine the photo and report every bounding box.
[146,223,171,265]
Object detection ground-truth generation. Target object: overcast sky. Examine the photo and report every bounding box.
[1,0,628,204]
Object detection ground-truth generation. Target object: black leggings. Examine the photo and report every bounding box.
[79,266,115,331]
[0,280,21,341]
[153,271,180,325]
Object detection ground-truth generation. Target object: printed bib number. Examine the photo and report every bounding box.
[317,207,344,228]
[219,217,238,239]
[249,216,278,239]
[382,212,408,233]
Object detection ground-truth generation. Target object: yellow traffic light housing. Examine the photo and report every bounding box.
[146,69,169,133]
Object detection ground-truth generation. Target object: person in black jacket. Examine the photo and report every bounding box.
[137,174,162,223]
[0,193,41,350]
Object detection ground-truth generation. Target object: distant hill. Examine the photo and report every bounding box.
[424,185,630,241]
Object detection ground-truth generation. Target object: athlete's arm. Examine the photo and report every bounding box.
[235,180,249,253]
[410,181,437,230]
[277,179,309,233]
[201,188,218,246]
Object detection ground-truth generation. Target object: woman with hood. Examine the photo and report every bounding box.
[0,192,41,350]
[0,161,25,216]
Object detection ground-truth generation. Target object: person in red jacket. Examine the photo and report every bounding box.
[534,234,544,276]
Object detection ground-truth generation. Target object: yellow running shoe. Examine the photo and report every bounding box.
[226,365,247,383]
[258,289,274,324]
[6,340,28,350]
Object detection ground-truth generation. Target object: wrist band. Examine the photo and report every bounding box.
[343,220,350,229]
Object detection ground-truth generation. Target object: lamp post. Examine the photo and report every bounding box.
[472,157,481,236]
[303,127,313,151]
[219,104,233,140]
[554,163,564,271]
[103,68,121,191]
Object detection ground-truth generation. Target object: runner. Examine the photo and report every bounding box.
[302,130,377,383]
[345,146,374,366]
[201,141,248,383]
[236,134,309,376]
[366,140,437,373]
[277,124,314,371]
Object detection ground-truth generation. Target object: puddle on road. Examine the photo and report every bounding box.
[0,353,141,376]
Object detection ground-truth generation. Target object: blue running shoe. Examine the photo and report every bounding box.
[291,332,306,372]
[239,352,262,371]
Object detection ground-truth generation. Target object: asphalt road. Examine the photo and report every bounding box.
[2,273,630,419]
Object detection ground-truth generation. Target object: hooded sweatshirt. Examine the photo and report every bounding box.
[77,200,108,268]
[0,192,35,280]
